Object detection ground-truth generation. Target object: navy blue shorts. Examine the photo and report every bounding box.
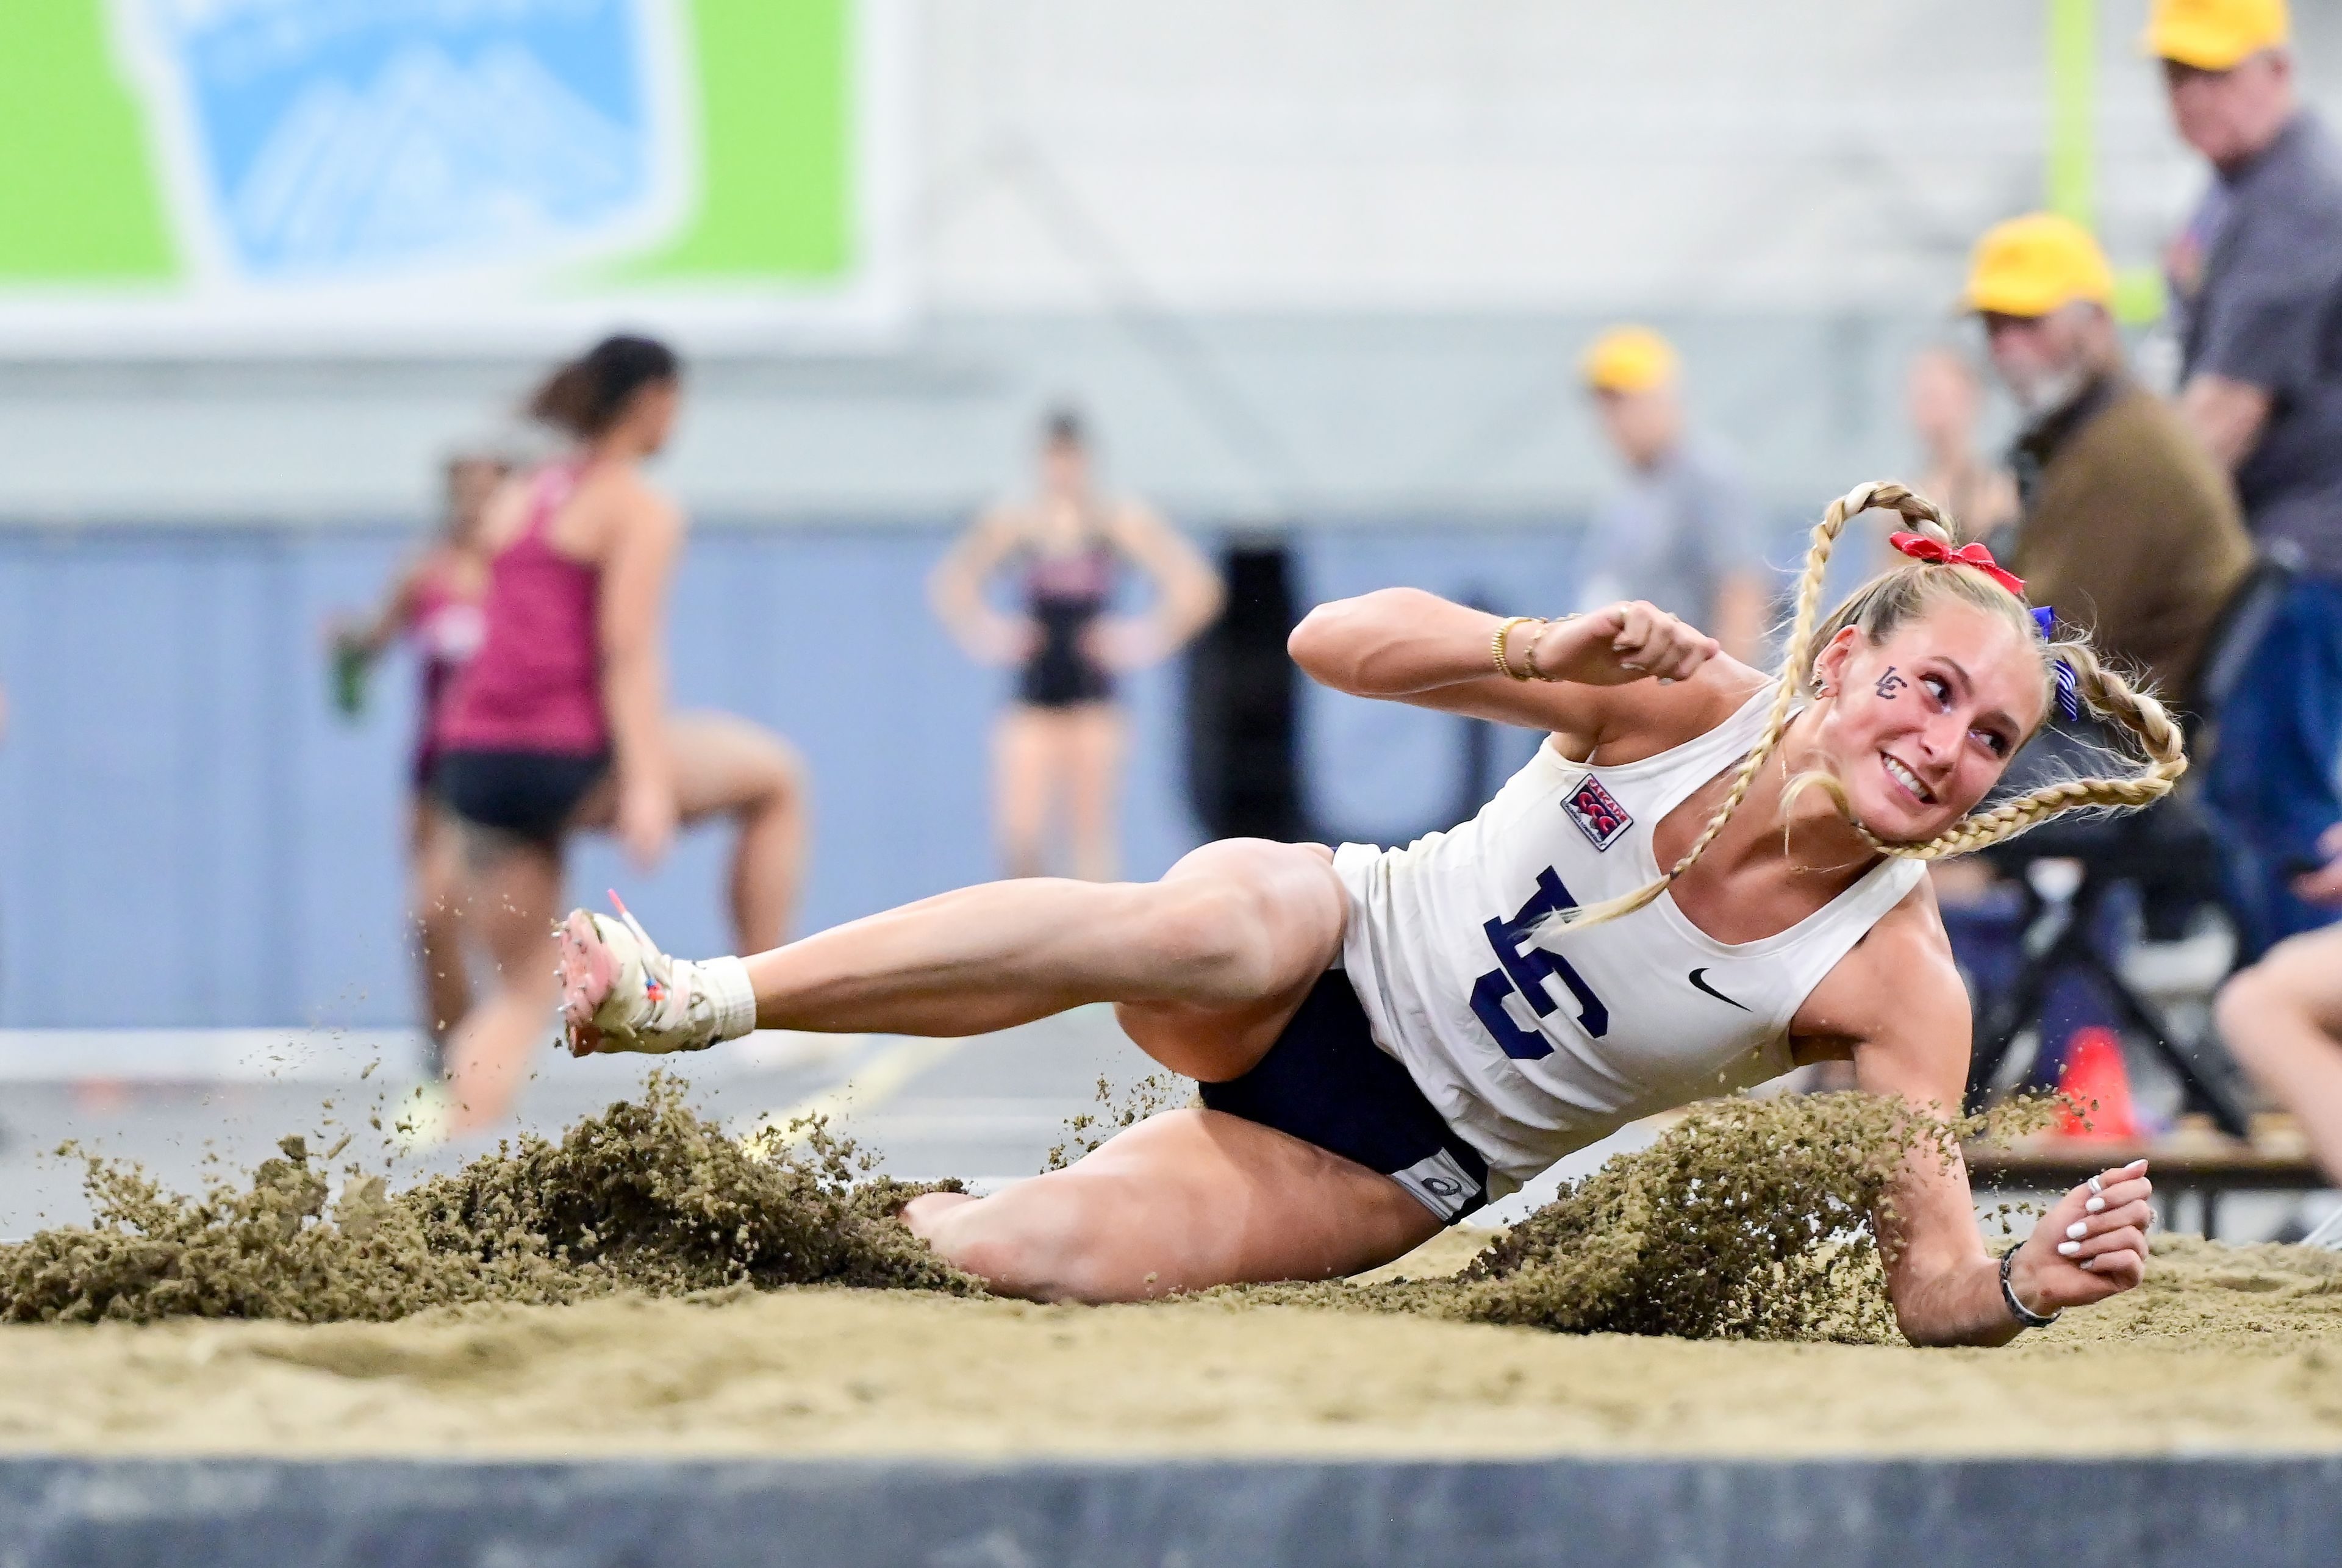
[1198,968,1491,1224]
[434,749,610,848]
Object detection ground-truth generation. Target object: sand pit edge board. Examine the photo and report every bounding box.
[0,1452,2337,1568]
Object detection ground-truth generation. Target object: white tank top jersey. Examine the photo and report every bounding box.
[1333,689,1927,1193]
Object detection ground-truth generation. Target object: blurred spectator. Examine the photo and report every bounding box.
[2215,907,2342,1184]
[1966,214,2252,712]
[2152,0,2342,948]
[329,449,504,1072]
[931,409,1222,881]
[1905,345,2018,551]
[1578,326,1767,663]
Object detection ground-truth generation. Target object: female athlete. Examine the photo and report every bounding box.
[557,481,2174,1346]
[930,409,1222,880]
[331,449,504,1064]
[431,334,808,1134]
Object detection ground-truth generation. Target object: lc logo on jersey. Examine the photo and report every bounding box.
[1563,776,1633,851]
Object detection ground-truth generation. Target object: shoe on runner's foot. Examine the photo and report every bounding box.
[557,893,757,1056]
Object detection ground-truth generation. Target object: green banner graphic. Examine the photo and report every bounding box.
[0,0,897,349]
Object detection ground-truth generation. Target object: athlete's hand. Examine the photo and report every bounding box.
[2005,1158,2152,1316]
[1530,601,1721,687]
[1084,617,1160,673]
[956,615,1038,667]
[2289,825,2342,907]
[616,776,678,870]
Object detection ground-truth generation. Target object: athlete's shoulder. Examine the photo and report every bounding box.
[586,464,681,531]
[473,472,537,553]
[1101,492,1170,535]
[1790,872,1964,1056]
[578,458,667,505]
[972,497,1039,542]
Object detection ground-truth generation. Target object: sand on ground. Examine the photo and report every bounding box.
[2,1232,2337,1461]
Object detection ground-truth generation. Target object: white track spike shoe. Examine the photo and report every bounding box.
[557,892,758,1056]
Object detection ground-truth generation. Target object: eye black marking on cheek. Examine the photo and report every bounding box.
[1874,666,1908,700]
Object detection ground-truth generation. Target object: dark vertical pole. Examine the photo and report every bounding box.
[1184,539,1305,843]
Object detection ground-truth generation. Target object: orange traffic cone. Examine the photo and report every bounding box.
[2055,1026,2139,1140]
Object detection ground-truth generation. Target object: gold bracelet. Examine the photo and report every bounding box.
[1493,616,1541,681]
[1520,612,1580,681]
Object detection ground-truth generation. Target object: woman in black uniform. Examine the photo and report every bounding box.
[931,410,1222,879]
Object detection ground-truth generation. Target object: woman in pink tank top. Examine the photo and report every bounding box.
[431,335,809,1136]
[329,450,503,1072]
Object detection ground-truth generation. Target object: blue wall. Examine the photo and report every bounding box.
[0,517,1696,1028]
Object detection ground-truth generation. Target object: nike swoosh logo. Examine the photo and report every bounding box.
[1688,968,1750,1011]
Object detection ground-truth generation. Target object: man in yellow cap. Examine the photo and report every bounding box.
[1964,213,2249,715]
[2147,0,2342,942]
[1577,326,1766,663]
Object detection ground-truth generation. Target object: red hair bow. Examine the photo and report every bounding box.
[1886,531,2026,598]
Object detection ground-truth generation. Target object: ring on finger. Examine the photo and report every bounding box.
[2088,1174,2103,1195]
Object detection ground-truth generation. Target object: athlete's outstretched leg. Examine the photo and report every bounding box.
[445,834,565,1133]
[901,1108,1443,1301]
[992,706,1060,878]
[1064,703,1125,883]
[560,839,1345,1081]
[409,798,471,1048]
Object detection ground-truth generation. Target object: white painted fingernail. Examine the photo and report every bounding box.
[2066,1221,2088,1240]
[2080,1258,2097,1270]
[2086,1197,2105,1213]
[2057,1240,2081,1256]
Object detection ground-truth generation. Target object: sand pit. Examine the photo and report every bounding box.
[0,1079,2337,1461]
[0,1233,2333,1461]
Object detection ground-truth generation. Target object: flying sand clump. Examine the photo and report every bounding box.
[0,1077,2047,1342]
[0,1075,975,1325]
[1430,1092,1946,1341]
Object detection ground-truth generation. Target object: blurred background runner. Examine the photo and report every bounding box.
[328,449,506,1072]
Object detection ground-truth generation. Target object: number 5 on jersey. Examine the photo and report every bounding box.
[1468,868,1610,1059]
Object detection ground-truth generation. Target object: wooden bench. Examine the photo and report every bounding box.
[1964,1129,2325,1237]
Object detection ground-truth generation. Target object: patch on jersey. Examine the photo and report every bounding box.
[1563,775,1633,851]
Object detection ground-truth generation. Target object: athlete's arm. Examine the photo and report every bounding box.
[1800,894,2152,1347]
[337,557,426,659]
[2178,373,2272,471]
[1097,500,1224,668]
[1288,588,1760,758]
[929,507,1034,666]
[596,481,685,867]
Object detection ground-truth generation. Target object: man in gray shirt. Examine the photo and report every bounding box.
[1577,326,1767,664]
[2154,0,2342,950]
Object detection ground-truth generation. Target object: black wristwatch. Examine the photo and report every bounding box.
[2000,1245,2061,1330]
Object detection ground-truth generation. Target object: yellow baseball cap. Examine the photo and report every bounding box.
[1581,326,1679,394]
[2144,0,2288,71]
[1963,214,2116,318]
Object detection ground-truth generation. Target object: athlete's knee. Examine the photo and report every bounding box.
[918,1186,1109,1303]
[739,731,806,815]
[414,859,466,924]
[1135,878,1279,997]
[415,897,465,950]
[2216,961,2303,1067]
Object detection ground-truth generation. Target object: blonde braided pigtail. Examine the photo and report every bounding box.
[1547,480,1954,933]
